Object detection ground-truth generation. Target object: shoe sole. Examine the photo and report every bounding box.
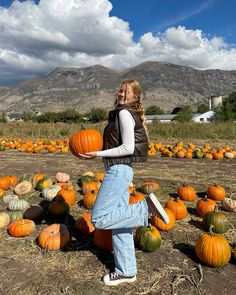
[103,276,136,286]
[147,193,170,224]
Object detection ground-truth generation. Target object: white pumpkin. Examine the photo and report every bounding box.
[224,151,235,159]
[41,185,61,201]
[14,181,33,195]
[55,172,70,183]
[8,199,30,211]
[3,194,19,203]
[221,195,236,212]
[0,212,10,228]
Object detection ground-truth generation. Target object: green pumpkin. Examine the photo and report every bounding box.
[41,185,61,201]
[0,145,6,151]
[10,211,24,222]
[203,210,228,233]
[134,224,162,252]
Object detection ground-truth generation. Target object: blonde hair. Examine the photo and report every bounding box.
[115,79,149,138]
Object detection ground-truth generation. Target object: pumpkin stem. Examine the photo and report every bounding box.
[80,123,86,130]
[204,195,208,201]
[209,224,215,236]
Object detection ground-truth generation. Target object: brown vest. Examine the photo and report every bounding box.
[102,105,148,168]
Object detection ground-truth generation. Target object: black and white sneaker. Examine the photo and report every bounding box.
[146,193,170,224]
[103,272,136,286]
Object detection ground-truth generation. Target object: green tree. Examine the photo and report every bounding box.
[22,111,36,121]
[57,109,83,123]
[175,105,193,122]
[145,105,164,115]
[0,112,7,123]
[197,103,209,113]
[213,92,236,122]
[87,108,108,122]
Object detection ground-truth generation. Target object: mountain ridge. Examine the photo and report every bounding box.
[1,61,236,114]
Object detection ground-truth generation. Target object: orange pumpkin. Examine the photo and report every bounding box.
[0,188,5,198]
[83,189,98,210]
[93,229,112,251]
[69,129,103,156]
[196,196,216,217]
[8,219,35,237]
[56,188,76,206]
[37,223,70,250]
[165,196,187,220]
[0,176,11,190]
[140,182,160,194]
[8,175,18,187]
[129,191,145,205]
[75,213,95,235]
[48,200,70,218]
[195,228,231,267]
[207,184,226,201]
[94,171,105,183]
[150,208,175,231]
[33,173,46,185]
[81,181,98,195]
[178,184,196,201]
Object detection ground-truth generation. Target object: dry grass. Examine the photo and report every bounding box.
[0,145,236,295]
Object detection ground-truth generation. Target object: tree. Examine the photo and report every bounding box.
[86,108,108,122]
[175,105,193,122]
[0,112,7,123]
[212,92,236,122]
[145,105,164,115]
[197,103,209,113]
[22,111,36,121]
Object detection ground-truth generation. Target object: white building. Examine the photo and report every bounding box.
[146,111,215,123]
[192,111,215,123]
[146,114,177,123]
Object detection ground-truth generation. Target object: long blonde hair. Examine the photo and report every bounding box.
[115,79,149,138]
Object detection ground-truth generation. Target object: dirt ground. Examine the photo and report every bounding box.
[0,146,236,295]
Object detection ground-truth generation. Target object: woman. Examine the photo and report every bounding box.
[78,79,169,286]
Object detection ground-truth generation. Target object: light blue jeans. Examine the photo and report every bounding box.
[91,164,148,277]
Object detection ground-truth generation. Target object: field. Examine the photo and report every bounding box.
[1,135,236,295]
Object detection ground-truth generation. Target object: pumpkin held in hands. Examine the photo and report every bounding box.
[69,128,103,157]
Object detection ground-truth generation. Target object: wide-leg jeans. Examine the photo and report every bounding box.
[91,164,148,277]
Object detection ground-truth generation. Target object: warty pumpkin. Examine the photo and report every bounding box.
[14,181,32,195]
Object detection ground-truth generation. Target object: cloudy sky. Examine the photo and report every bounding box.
[0,0,236,86]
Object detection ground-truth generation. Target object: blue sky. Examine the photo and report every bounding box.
[110,0,236,44]
[0,0,236,85]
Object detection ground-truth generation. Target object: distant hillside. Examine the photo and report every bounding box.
[0,61,236,114]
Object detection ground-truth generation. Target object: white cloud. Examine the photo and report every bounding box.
[0,0,236,85]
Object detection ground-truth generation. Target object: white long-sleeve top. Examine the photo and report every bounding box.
[96,109,135,157]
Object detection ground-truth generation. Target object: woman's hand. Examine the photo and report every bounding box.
[77,151,97,159]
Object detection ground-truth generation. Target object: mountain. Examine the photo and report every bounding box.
[1,61,236,114]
